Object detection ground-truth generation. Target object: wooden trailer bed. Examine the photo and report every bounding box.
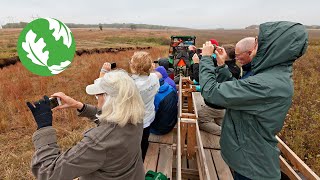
[144,76,319,180]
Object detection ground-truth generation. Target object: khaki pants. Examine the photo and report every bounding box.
[198,104,225,135]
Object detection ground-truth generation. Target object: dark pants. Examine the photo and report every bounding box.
[234,171,251,180]
[141,126,151,162]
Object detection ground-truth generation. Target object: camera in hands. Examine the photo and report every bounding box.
[49,97,61,109]
[111,62,116,69]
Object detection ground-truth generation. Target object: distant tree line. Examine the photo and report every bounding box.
[1,22,186,30]
[2,22,28,28]
[3,22,319,30]
[305,25,320,29]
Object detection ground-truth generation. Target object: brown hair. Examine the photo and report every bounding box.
[130,51,153,76]
[223,44,235,60]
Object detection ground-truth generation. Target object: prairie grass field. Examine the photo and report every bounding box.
[0,28,319,179]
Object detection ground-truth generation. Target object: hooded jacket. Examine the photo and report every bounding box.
[155,66,177,91]
[150,79,178,135]
[199,21,308,179]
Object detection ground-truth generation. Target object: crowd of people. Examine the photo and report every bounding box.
[26,21,308,180]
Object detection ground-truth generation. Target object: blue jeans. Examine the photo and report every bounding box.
[234,171,251,180]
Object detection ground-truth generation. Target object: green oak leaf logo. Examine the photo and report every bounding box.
[17,18,76,76]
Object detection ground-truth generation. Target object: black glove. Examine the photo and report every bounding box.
[27,96,53,129]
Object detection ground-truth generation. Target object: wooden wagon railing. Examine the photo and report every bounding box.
[277,136,320,180]
[144,76,320,180]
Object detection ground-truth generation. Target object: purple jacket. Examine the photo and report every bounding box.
[155,66,176,91]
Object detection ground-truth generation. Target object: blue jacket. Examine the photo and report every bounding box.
[241,62,253,79]
[150,79,178,135]
[155,66,176,91]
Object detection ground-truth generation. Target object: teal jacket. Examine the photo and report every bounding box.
[199,21,308,180]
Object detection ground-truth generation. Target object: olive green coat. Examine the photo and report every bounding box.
[200,21,308,179]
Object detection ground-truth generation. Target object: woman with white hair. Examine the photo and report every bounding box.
[27,70,145,180]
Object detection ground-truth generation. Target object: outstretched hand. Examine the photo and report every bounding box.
[215,46,228,66]
[202,41,215,57]
[26,95,52,129]
[102,62,111,71]
[51,92,83,110]
[202,41,227,66]
[192,53,200,64]
[100,62,111,77]
[188,45,196,51]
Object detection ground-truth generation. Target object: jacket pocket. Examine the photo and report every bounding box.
[244,121,280,179]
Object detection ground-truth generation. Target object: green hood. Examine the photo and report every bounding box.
[252,21,308,75]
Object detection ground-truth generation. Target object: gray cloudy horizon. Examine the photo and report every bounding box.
[0,0,319,29]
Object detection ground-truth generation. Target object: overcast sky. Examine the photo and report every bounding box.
[0,0,319,29]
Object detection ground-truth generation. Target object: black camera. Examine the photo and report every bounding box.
[49,97,61,109]
[196,48,202,55]
[196,48,203,59]
[111,62,116,69]
[213,44,217,52]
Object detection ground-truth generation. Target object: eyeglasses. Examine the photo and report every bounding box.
[235,51,249,58]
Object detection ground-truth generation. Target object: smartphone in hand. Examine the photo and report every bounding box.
[111,62,116,69]
[49,97,62,109]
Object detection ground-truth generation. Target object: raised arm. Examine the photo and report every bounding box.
[199,42,271,111]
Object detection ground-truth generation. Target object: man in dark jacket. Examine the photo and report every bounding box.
[150,75,178,135]
[200,21,308,179]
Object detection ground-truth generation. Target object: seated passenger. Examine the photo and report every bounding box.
[158,58,174,80]
[129,51,160,161]
[150,72,178,135]
[155,66,176,91]
[193,44,240,135]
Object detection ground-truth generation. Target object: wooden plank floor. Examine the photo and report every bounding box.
[195,132,233,180]
[148,130,175,145]
[144,142,173,180]
[200,130,220,149]
[194,92,233,180]
[147,129,233,180]
[145,129,175,180]
[145,92,233,180]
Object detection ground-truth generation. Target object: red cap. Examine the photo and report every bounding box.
[210,39,219,46]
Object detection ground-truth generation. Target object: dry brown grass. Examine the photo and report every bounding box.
[0,44,167,179]
[279,45,320,174]
[0,28,319,179]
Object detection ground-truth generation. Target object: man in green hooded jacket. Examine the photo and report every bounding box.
[199,21,308,179]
